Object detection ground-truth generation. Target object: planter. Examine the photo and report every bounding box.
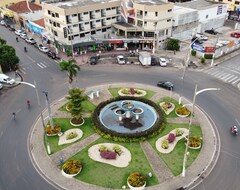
[61,167,81,178]
[70,117,85,126]
[175,107,190,118]
[185,143,202,150]
[46,126,61,136]
[127,181,146,190]
[160,102,175,115]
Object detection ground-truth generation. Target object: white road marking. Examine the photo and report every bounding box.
[227,76,238,83]
[215,72,227,78]
[232,78,240,85]
[39,62,47,68]
[221,73,231,80]
[208,70,222,75]
[37,63,44,69]
[14,151,17,158]
[223,75,235,82]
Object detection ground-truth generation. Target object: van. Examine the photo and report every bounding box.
[0,74,15,85]
[139,52,151,66]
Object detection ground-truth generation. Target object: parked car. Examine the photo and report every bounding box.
[0,74,15,85]
[205,29,217,35]
[0,83,3,89]
[39,46,49,53]
[89,56,98,65]
[191,37,203,44]
[25,37,36,44]
[20,33,27,39]
[195,33,208,41]
[157,81,174,90]
[117,55,125,64]
[9,25,15,31]
[159,57,168,67]
[15,29,22,36]
[230,31,240,38]
[46,51,57,59]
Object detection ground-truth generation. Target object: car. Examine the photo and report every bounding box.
[195,33,208,41]
[205,29,217,35]
[0,83,3,89]
[15,30,23,36]
[25,37,36,44]
[89,56,98,65]
[191,37,203,44]
[157,81,174,90]
[20,33,27,39]
[0,74,15,85]
[230,31,240,38]
[9,25,15,31]
[46,51,57,59]
[159,57,168,67]
[39,46,49,53]
[117,55,125,64]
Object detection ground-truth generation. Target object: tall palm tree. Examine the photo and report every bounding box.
[59,58,80,89]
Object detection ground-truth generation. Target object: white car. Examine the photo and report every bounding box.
[0,83,3,89]
[15,30,22,36]
[39,46,49,53]
[117,55,125,64]
[159,57,168,67]
[20,33,27,39]
[0,74,15,85]
[25,37,36,44]
[195,33,208,41]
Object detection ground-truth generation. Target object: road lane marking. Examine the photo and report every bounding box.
[232,78,240,85]
[215,72,227,79]
[221,73,231,80]
[39,62,47,68]
[210,70,224,76]
[224,75,235,82]
[37,63,44,69]
[227,76,238,83]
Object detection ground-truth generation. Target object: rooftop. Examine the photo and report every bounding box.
[44,0,119,9]
[175,0,222,10]
[8,1,42,13]
[33,18,45,28]
[134,0,166,5]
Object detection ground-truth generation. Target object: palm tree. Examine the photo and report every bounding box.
[59,59,80,89]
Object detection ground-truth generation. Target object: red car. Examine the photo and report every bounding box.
[231,31,240,38]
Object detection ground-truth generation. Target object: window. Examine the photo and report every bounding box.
[52,13,55,17]
[228,0,232,1]
[166,29,168,35]
[95,10,100,13]
[106,8,111,10]
[83,12,88,15]
[72,14,77,17]
[112,16,116,19]
[48,10,51,15]
[102,28,106,32]
[85,22,89,25]
[112,7,115,9]
[57,23,60,27]
[236,1,240,4]
[155,12,158,17]
[206,15,208,19]
[167,19,171,22]
[73,24,78,27]
[54,31,58,36]
[106,18,111,20]
[145,11,147,16]
[96,20,100,22]
[55,13,59,18]
[53,22,56,27]
[74,34,79,37]
[144,21,147,25]
[80,33,85,37]
[168,9,172,12]
[49,20,52,24]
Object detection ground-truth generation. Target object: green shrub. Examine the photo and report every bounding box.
[161,139,169,149]
[99,145,108,152]
[201,57,206,64]
[113,145,122,155]
[204,54,213,59]
[175,128,184,137]
[66,131,78,140]
[191,50,196,56]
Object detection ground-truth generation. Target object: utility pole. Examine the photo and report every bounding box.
[42,91,54,130]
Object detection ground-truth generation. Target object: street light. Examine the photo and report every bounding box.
[182,84,220,177]
[18,81,51,155]
[42,91,54,131]
[66,27,74,59]
[210,35,219,67]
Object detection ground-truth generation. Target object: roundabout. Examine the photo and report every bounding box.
[29,83,218,190]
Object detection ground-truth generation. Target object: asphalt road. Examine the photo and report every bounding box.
[0,26,240,190]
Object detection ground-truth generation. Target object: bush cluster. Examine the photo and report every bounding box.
[204,54,213,59]
[176,107,190,115]
[92,96,166,142]
[175,128,184,137]
[167,133,176,143]
[188,136,202,147]
[161,139,169,149]
[100,150,117,159]
[62,160,82,175]
[128,172,146,187]
[191,50,196,56]
[66,131,78,140]
[113,145,122,155]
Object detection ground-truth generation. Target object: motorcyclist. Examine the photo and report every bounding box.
[232,126,238,134]
[24,47,27,52]
[27,100,30,109]
[16,37,18,42]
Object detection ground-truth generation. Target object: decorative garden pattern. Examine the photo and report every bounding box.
[159,102,175,115]
[118,88,147,97]
[58,128,83,145]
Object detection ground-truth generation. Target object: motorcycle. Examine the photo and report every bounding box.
[231,126,238,135]
[24,47,27,52]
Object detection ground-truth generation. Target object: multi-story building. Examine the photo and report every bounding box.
[42,0,121,52]
[113,0,174,50]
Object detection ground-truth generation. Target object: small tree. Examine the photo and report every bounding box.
[201,57,206,64]
[191,50,196,56]
[166,38,180,51]
[66,88,85,122]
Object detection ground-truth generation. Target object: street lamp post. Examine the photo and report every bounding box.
[182,84,220,177]
[18,81,51,155]
[42,91,54,131]
[66,27,74,59]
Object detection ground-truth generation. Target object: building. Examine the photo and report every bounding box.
[42,0,122,53]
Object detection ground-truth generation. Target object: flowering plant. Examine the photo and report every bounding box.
[62,160,82,175]
[128,172,146,187]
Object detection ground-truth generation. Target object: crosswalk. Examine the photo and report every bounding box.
[205,67,240,87]
[36,62,47,69]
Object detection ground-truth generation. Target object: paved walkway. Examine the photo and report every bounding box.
[29,83,219,190]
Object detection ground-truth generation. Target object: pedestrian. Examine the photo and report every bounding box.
[15,70,19,77]
[60,157,64,165]
[12,112,16,120]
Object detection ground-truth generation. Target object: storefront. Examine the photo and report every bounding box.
[25,20,43,35]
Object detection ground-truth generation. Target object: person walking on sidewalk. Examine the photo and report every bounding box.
[12,112,16,121]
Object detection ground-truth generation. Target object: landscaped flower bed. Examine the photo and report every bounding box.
[127,172,146,190]
[160,102,175,115]
[187,136,202,149]
[62,160,82,178]
[175,107,190,118]
[70,117,85,126]
[46,125,61,136]
[118,88,147,97]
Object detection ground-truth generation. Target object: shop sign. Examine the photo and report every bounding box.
[109,40,123,44]
[191,43,205,53]
[205,46,215,53]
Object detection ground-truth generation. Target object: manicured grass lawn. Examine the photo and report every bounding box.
[45,118,96,154]
[108,87,156,99]
[158,97,190,118]
[147,123,202,176]
[70,138,159,189]
[59,100,96,113]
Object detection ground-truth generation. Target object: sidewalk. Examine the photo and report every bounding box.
[29,83,219,190]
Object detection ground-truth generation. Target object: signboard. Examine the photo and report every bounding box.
[25,20,43,34]
[63,27,68,38]
[205,46,215,53]
[109,40,123,44]
[191,43,205,53]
